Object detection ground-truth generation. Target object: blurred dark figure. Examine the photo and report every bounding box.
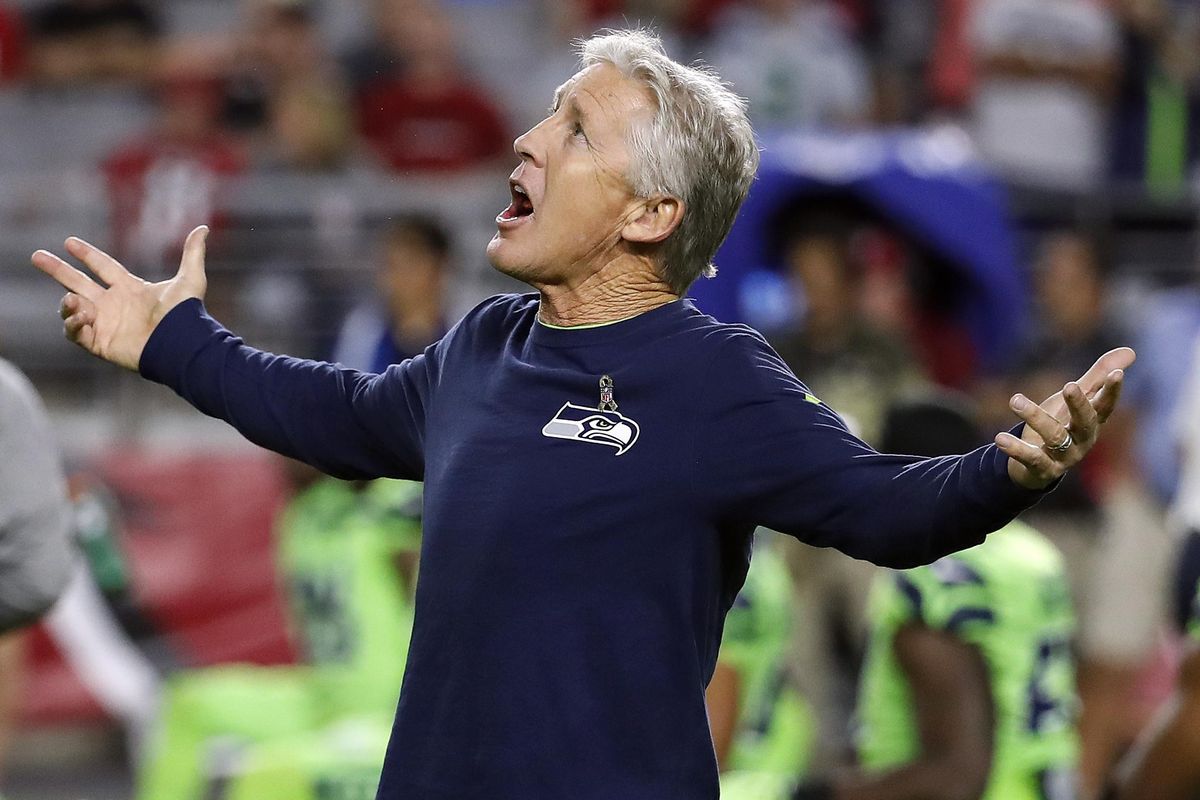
[102,74,245,276]
[355,0,508,174]
[222,0,353,171]
[25,0,160,87]
[967,0,1120,191]
[332,216,451,373]
[991,230,1168,799]
[770,223,924,444]
[1110,0,1200,194]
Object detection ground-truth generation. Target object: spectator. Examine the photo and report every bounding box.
[709,0,872,131]
[996,230,1169,798]
[222,0,353,171]
[332,216,451,373]
[102,74,245,276]
[355,0,509,174]
[968,0,1120,191]
[0,3,26,82]
[768,222,925,444]
[765,218,927,771]
[25,0,161,87]
[1110,0,1200,193]
[1113,333,1200,798]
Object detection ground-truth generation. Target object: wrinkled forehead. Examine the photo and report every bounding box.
[551,63,658,128]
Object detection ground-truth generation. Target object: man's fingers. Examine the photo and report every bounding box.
[1076,347,1136,394]
[31,250,103,302]
[996,431,1058,476]
[64,237,132,287]
[63,313,93,345]
[176,225,209,289]
[1064,382,1099,442]
[1011,393,1070,449]
[1091,369,1125,424]
[59,293,96,324]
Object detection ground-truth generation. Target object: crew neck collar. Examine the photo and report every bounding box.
[529,297,695,348]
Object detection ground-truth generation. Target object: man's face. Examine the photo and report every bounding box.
[486,63,657,287]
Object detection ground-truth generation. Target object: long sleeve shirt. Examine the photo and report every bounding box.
[139,294,1047,800]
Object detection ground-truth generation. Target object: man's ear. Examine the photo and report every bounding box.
[622,196,684,245]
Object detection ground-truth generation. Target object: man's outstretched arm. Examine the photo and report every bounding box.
[32,228,430,480]
[699,329,1134,568]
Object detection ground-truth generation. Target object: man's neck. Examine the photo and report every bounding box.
[535,263,679,328]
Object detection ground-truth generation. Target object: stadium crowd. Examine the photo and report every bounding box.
[1,0,1200,799]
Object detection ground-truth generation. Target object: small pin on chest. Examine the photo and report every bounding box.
[598,375,617,412]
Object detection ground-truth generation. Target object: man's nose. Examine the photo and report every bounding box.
[513,125,543,166]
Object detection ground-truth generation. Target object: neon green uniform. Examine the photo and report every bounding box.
[858,521,1078,800]
[226,715,394,800]
[718,539,814,800]
[138,478,420,800]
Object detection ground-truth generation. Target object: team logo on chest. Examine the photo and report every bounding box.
[541,375,641,456]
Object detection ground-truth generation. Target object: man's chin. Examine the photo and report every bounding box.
[486,236,537,284]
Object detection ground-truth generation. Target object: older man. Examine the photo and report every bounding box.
[33,30,1130,800]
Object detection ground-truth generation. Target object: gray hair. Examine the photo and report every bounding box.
[578,29,759,295]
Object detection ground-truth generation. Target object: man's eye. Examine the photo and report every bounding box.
[572,122,586,139]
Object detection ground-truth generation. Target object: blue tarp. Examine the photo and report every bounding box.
[691,127,1028,369]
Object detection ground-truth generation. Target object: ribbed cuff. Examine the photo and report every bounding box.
[137,298,220,387]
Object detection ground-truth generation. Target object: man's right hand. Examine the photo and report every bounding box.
[31,225,209,371]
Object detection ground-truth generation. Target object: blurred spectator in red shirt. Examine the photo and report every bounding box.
[0,3,26,82]
[25,0,161,87]
[356,0,509,174]
[102,75,245,276]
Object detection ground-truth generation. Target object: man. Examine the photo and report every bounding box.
[33,30,1131,800]
[1111,332,1200,799]
[1111,532,1200,799]
[0,356,73,798]
[794,397,1078,800]
[138,472,421,800]
[332,216,451,373]
[707,534,813,799]
[0,357,72,632]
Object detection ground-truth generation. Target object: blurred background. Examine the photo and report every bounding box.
[1,0,1199,798]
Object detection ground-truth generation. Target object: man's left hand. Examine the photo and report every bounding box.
[996,347,1136,490]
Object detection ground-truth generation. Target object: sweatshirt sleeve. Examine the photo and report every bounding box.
[696,328,1049,568]
[0,361,73,631]
[139,299,434,481]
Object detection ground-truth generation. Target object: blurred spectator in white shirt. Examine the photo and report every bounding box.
[709,0,872,132]
[968,0,1120,191]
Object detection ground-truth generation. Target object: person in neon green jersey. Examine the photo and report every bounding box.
[792,396,1078,800]
[708,535,814,800]
[137,469,421,800]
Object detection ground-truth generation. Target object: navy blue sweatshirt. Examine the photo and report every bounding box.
[140,294,1045,800]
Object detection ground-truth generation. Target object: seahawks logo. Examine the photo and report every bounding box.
[541,402,640,456]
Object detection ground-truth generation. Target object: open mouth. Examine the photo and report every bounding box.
[498,181,535,223]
